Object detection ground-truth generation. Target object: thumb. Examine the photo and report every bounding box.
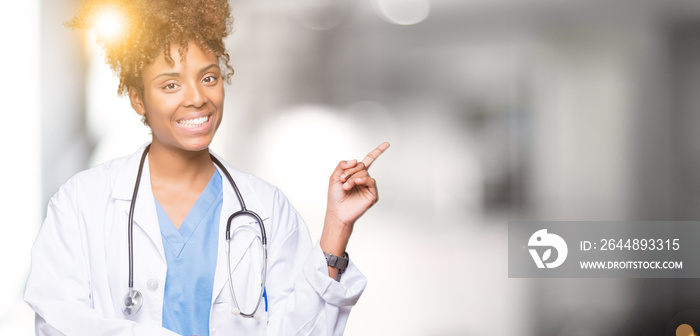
[330,159,357,182]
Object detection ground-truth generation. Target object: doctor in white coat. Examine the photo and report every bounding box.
[24,1,389,335]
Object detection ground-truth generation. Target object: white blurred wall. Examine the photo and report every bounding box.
[0,1,41,335]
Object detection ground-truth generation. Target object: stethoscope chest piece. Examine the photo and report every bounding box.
[121,289,143,316]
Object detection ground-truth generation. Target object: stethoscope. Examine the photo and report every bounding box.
[121,144,268,319]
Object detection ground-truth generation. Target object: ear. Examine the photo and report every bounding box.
[128,87,146,116]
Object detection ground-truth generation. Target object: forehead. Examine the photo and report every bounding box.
[145,42,219,75]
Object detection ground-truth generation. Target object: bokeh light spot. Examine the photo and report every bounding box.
[375,0,430,26]
[676,324,695,336]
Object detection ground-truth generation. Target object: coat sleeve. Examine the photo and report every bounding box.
[24,179,180,336]
[264,188,367,335]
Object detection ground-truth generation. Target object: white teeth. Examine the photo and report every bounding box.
[178,116,209,128]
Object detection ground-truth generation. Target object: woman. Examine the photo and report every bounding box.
[24,0,388,335]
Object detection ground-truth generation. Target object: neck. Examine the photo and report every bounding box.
[147,141,215,185]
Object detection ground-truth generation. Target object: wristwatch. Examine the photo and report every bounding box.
[323,251,349,274]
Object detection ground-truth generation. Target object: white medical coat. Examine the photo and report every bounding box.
[24,145,367,335]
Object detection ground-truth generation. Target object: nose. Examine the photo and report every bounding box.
[183,82,208,108]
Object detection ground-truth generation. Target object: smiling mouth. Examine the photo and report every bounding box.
[177,115,210,128]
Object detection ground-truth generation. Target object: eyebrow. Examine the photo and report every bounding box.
[150,64,221,82]
[199,64,220,74]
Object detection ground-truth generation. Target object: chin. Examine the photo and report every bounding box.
[152,133,215,153]
[165,137,212,153]
[184,140,212,152]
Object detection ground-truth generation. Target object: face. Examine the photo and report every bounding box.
[129,42,224,153]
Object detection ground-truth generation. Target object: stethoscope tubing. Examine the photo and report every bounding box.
[213,154,268,317]
[125,144,268,317]
[128,144,151,289]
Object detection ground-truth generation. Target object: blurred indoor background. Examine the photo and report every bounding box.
[4,0,700,334]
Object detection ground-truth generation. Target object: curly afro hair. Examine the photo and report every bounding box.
[68,0,234,96]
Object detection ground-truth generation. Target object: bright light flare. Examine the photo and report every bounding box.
[94,8,126,43]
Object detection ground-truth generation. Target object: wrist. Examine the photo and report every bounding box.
[323,251,349,274]
[320,213,353,256]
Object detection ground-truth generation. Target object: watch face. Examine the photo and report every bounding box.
[324,252,347,269]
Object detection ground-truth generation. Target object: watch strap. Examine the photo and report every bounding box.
[323,251,349,274]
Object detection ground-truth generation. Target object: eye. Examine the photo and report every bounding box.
[162,83,179,90]
[202,75,218,84]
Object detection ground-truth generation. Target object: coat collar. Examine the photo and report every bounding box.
[112,144,150,202]
[112,144,164,262]
[110,144,271,297]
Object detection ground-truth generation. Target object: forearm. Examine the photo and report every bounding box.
[320,213,353,280]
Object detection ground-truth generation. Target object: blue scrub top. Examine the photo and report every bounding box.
[154,170,223,336]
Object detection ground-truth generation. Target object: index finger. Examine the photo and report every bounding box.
[361,142,390,169]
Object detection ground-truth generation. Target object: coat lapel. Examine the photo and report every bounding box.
[112,145,166,263]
